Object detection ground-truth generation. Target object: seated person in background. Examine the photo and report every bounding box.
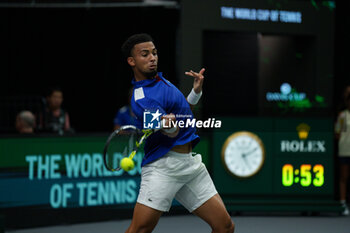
[38,86,72,135]
[15,110,36,134]
[113,88,138,130]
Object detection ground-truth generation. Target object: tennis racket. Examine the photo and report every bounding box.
[103,125,158,171]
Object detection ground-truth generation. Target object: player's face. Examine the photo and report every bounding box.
[130,41,158,78]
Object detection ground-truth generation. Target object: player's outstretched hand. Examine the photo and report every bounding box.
[185,68,205,94]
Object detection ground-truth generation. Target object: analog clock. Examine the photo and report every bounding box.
[221,131,265,178]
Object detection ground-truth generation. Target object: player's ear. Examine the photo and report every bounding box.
[127,57,135,67]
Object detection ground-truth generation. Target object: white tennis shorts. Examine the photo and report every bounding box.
[137,150,218,212]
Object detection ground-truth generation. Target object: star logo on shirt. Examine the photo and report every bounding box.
[150,109,162,122]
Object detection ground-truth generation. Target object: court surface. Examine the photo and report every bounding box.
[7,213,350,233]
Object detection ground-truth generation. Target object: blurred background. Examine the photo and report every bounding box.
[1,0,350,232]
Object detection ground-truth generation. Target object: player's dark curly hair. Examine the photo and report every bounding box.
[121,33,154,58]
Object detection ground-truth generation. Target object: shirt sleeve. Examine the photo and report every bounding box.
[131,96,167,128]
[164,83,192,122]
[113,110,123,126]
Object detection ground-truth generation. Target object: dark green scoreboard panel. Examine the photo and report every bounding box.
[0,135,209,210]
[0,118,340,217]
[0,136,141,209]
[213,117,339,212]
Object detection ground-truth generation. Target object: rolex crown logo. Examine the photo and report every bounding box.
[296,123,310,140]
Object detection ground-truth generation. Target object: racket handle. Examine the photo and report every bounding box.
[129,150,137,160]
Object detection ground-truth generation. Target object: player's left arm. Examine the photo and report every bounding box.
[185,68,205,110]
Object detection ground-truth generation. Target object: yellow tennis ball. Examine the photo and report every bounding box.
[120,157,135,172]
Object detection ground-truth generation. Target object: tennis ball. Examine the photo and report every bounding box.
[120,157,135,172]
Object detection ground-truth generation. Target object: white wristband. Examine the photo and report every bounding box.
[187,88,202,105]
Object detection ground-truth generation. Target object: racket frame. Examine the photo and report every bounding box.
[103,125,157,171]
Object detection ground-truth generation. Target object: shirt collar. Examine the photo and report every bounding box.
[131,72,164,88]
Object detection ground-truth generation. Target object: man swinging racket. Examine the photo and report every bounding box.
[121,33,235,233]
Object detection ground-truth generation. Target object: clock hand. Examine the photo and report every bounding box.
[244,147,258,157]
[241,155,251,170]
[244,158,251,170]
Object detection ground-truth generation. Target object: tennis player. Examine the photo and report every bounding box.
[122,33,234,233]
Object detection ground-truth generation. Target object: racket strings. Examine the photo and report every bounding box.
[105,128,138,170]
[103,125,152,171]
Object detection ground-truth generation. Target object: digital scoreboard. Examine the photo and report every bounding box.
[282,164,324,188]
[212,117,338,212]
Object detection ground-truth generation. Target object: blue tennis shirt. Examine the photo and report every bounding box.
[131,72,200,167]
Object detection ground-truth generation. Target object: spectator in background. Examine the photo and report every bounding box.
[15,110,36,134]
[335,86,350,216]
[343,85,350,102]
[113,88,138,130]
[336,85,350,113]
[38,86,73,135]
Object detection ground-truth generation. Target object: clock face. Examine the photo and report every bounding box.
[221,131,265,178]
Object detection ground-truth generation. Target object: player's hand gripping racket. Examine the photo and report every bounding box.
[103,125,157,172]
